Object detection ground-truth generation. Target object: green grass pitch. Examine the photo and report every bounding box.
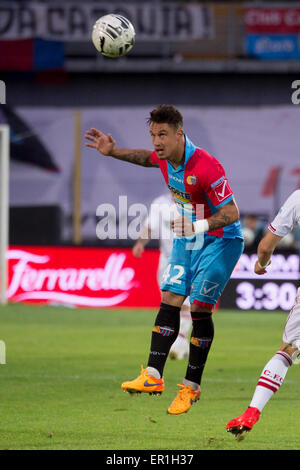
[0,303,299,450]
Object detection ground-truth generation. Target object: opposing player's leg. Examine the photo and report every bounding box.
[168,235,244,415]
[169,299,192,360]
[226,344,294,437]
[227,288,300,436]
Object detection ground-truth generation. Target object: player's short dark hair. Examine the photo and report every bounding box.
[147,105,183,130]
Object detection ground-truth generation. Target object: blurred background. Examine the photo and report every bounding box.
[1,0,300,311]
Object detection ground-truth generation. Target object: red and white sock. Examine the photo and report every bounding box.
[249,351,292,412]
[179,309,192,338]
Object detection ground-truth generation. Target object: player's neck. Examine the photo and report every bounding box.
[168,140,185,169]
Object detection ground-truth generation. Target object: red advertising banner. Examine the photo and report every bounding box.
[7,246,161,308]
[245,7,300,34]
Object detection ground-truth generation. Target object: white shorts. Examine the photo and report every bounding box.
[283,288,300,345]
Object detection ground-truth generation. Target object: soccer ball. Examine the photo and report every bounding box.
[241,227,255,247]
[92,14,135,58]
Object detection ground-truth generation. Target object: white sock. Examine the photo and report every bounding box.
[170,309,191,353]
[147,366,161,379]
[179,311,192,338]
[250,351,292,412]
[183,378,199,391]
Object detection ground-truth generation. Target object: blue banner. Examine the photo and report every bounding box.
[34,38,65,71]
[246,34,300,59]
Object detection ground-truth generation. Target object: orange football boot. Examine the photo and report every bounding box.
[168,384,201,415]
[121,365,164,395]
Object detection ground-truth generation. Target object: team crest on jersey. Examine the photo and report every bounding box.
[186,175,197,186]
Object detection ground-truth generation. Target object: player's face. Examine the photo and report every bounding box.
[149,123,183,160]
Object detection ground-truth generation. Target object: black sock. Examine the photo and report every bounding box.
[185,313,214,385]
[147,302,180,377]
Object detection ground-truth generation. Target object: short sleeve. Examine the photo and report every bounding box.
[201,156,234,209]
[269,190,300,237]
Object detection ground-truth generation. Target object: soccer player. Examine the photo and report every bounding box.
[226,189,300,436]
[85,105,244,415]
[132,192,192,360]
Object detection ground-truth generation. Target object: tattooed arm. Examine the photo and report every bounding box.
[110,148,154,167]
[85,128,155,167]
[172,198,240,237]
[207,199,240,231]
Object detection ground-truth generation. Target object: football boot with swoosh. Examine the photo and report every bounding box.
[121,365,164,395]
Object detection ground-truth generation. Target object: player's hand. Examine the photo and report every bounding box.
[132,242,144,258]
[254,260,271,275]
[85,128,116,156]
[171,216,194,237]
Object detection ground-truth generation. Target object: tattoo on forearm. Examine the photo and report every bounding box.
[112,149,155,167]
[208,213,231,231]
[207,200,238,231]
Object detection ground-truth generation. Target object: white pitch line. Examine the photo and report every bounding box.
[0,373,297,385]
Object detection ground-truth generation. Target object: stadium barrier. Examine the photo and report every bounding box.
[6,246,299,311]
